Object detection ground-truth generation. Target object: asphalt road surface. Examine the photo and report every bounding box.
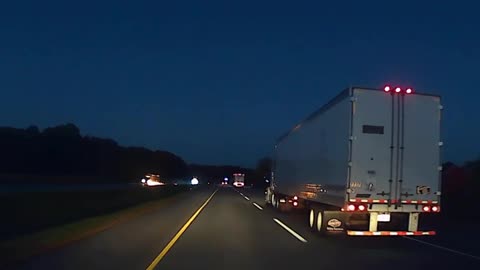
[16,186,480,269]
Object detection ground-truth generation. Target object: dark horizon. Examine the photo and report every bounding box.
[1,1,479,167]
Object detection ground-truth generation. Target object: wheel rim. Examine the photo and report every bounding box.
[316,211,323,232]
[309,209,315,228]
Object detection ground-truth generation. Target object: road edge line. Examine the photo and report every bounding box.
[402,236,480,261]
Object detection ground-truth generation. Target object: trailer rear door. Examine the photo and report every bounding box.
[350,89,394,202]
[400,94,441,203]
[350,89,441,204]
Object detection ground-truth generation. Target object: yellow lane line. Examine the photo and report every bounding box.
[146,189,218,270]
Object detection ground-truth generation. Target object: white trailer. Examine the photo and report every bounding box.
[266,86,442,236]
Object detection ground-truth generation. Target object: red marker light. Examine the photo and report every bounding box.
[358,205,366,211]
[406,88,413,94]
[347,204,356,211]
[423,206,430,212]
[432,206,439,212]
[384,86,391,92]
[395,87,401,93]
[293,201,298,207]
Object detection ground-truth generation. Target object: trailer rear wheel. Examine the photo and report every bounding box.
[308,208,327,235]
[273,194,279,209]
[316,211,324,233]
[309,209,316,231]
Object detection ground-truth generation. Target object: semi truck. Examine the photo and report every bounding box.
[233,173,245,188]
[266,86,442,236]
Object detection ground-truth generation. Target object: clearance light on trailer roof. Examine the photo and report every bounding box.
[347,204,356,211]
[395,87,401,93]
[423,206,430,212]
[384,86,391,92]
[358,205,366,211]
[432,206,440,212]
[406,88,413,94]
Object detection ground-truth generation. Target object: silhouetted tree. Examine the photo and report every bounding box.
[0,124,189,183]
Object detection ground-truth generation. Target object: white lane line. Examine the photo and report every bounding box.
[240,193,244,196]
[273,218,308,243]
[243,196,250,201]
[252,202,263,210]
[403,236,480,261]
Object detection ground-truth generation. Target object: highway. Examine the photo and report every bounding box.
[17,186,480,269]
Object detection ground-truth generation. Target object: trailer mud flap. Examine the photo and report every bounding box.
[322,211,349,233]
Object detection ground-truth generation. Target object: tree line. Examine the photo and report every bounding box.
[0,124,189,183]
[441,160,480,219]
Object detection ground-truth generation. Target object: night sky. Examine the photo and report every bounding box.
[1,1,479,167]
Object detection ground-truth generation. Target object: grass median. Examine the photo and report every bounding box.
[0,185,191,267]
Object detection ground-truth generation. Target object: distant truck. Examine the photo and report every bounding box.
[233,173,245,188]
[266,86,442,236]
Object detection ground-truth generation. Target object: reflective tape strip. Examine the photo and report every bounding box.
[351,199,389,204]
[399,200,440,205]
[347,231,436,236]
[347,231,366,236]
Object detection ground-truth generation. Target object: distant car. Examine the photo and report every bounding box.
[142,174,166,186]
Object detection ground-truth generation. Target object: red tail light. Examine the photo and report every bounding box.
[423,206,430,212]
[347,204,356,211]
[358,205,366,211]
[395,87,401,93]
[384,86,391,92]
[406,88,413,94]
[293,196,298,200]
[432,206,440,212]
[293,201,298,207]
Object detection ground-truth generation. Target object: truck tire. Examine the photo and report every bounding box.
[309,208,326,235]
[273,194,280,209]
[309,209,316,231]
[316,210,324,233]
[265,189,271,205]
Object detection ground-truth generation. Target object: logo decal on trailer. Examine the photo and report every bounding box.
[327,219,343,231]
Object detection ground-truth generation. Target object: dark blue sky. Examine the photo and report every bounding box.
[1,0,479,167]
